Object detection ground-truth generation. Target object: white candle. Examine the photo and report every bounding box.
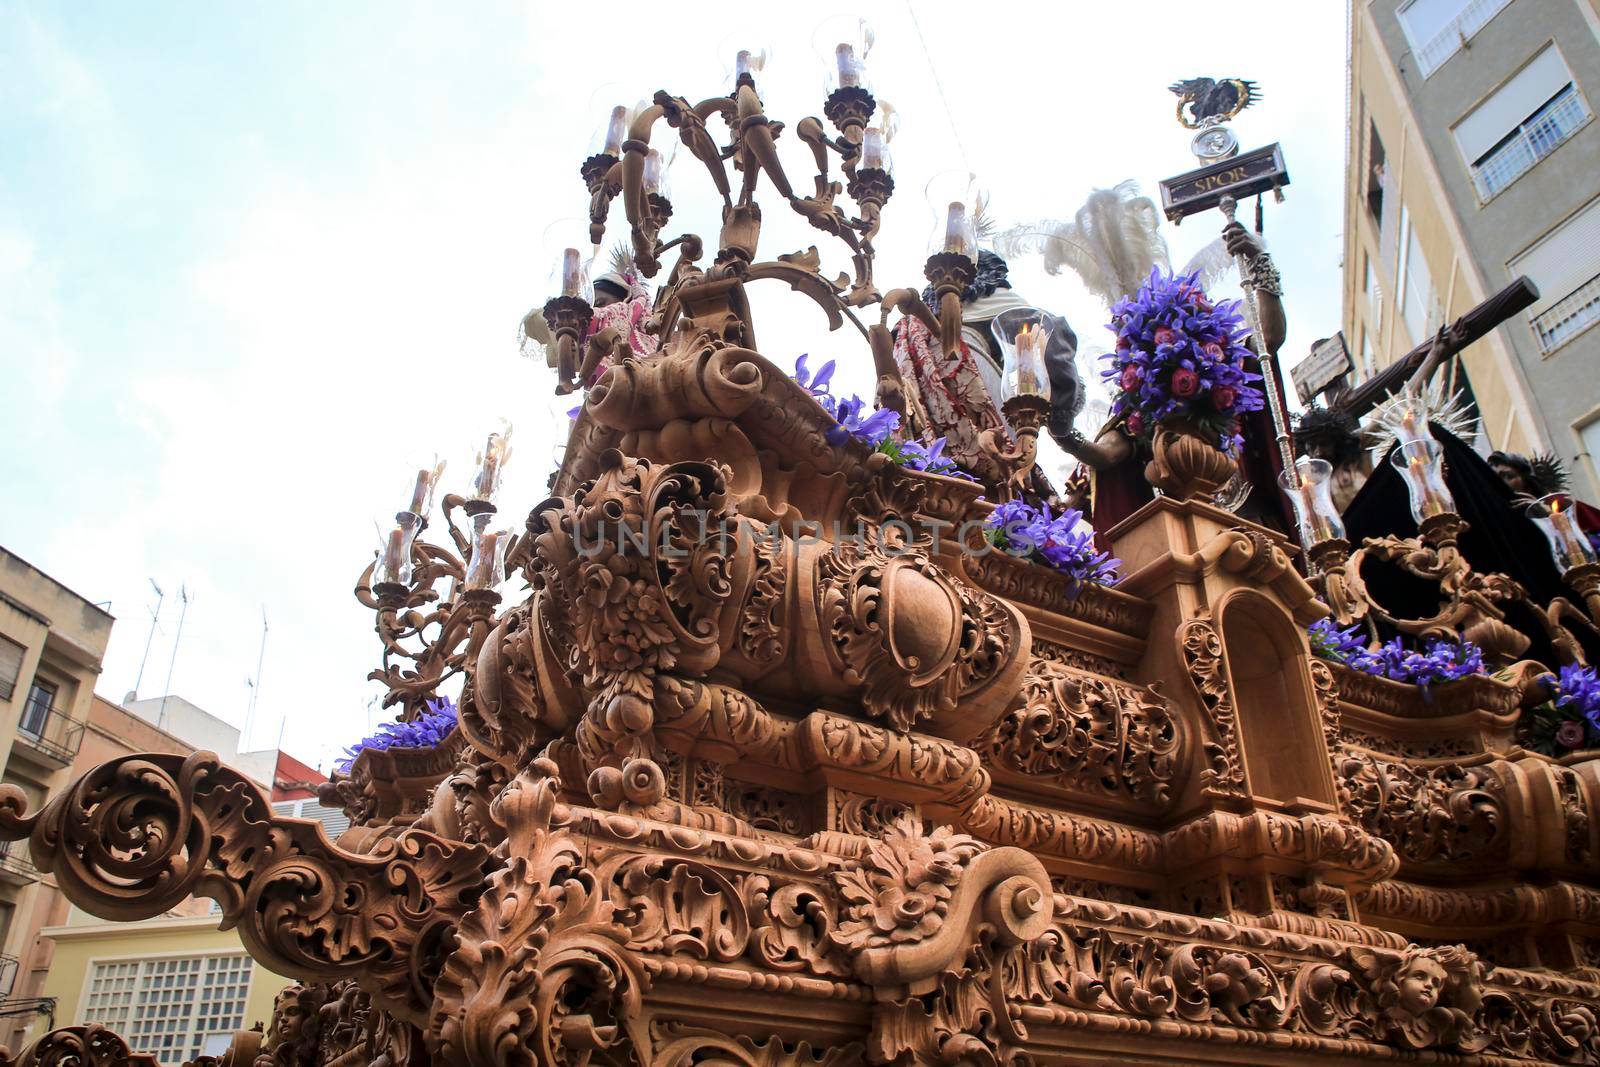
[835,43,860,88]
[408,468,431,516]
[381,526,406,583]
[603,105,627,157]
[861,128,887,171]
[560,248,583,298]
[943,202,969,257]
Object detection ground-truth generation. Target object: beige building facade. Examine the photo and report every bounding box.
[0,547,323,1059]
[1344,0,1600,497]
[0,547,114,1033]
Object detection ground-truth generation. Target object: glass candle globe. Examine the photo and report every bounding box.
[1390,438,1455,522]
[924,170,983,263]
[1281,457,1346,545]
[464,514,509,591]
[992,307,1053,401]
[376,517,420,587]
[720,39,771,91]
[471,430,513,505]
[1530,493,1598,571]
[812,15,874,96]
[541,218,596,304]
[860,125,892,173]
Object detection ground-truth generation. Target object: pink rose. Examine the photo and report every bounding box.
[1152,326,1177,347]
[1171,368,1200,397]
[1211,385,1238,410]
[1556,720,1588,750]
[1203,342,1225,361]
[1125,412,1145,437]
[1119,364,1142,391]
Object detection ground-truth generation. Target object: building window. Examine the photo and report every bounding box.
[0,638,22,702]
[1366,121,1387,228]
[1455,46,1591,201]
[1511,197,1600,353]
[19,681,55,737]
[1400,0,1513,78]
[1399,213,1438,345]
[83,954,253,1063]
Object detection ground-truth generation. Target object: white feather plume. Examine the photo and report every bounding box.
[997,181,1171,308]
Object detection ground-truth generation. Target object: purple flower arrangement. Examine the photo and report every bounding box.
[1306,619,1485,694]
[986,500,1121,594]
[1102,268,1264,455]
[1524,662,1600,756]
[791,355,974,479]
[336,696,459,773]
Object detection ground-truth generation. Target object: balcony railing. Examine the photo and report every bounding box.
[1532,273,1600,353]
[1415,0,1512,77]
[0,841,38,882]
[1471,86,1589,201]
[14,707,84,765]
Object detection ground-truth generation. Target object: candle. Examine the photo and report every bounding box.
[735,50,757,80]
[560,248,583,298]
[381,526,406,583]
[1549,498,1588,568]
[1014,322,1042,395]
[474,432,511,503]
[408,468,432,517]
[1408,453,1445,517]
[467,530,498,588]
[643,148,665,195]
[835,43,860,88]
[943,201,969,257]
[1299,481,1333,542]
[603,105,627,157]
[861,127,887,171]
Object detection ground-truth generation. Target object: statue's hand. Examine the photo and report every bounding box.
[1222,221,1262,260]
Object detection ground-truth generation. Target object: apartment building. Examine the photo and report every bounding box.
[1344,0,1600,496]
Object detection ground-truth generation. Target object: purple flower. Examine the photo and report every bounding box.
[826,394,900,447]
[793,353,837,398]
[1322,633,1486,693]
[1308,618,1367,663]
[1102,268,1264,456]
[337,696,458,773]
[984,500,1120,595]
[567,406,582,419]
[1547,662,1600,732]
[894,436,976,480]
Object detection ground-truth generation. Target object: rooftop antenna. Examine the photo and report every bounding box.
[131,580,164,702]
[243,607,268,749]
[156,584,190,733]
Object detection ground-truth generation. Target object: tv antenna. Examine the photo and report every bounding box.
[243,608,268,749]
[131,579,164,701]
[156,584,190,733]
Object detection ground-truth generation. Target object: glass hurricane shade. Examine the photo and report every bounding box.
[860,127,891,173]
[464,514,509,591]
[1390,439,1455,522]
[813,15,873,94]
[1530,493,1598,571]
[1281,457,1345,544]
[924,171,982,263]
[472,432,512,504]
[992,307,1053,402]
[377,516,420,587]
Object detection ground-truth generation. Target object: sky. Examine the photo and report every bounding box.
[0,2,1350,773]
